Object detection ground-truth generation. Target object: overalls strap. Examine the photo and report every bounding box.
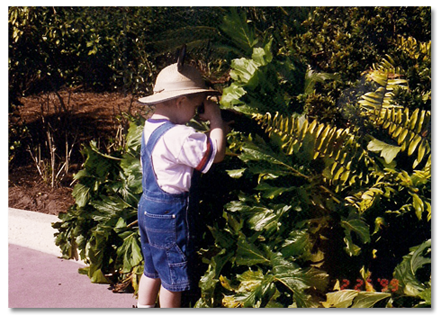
[140,120,188,200]
[141,120,175,158]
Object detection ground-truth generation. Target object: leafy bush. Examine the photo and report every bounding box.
[53,114,145,291]
[194,11,430,307]
[51,8,430,308]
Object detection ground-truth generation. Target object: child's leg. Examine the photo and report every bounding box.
[137,274,161,307]
[159,286,182,308]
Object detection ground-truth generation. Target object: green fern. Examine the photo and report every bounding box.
[253,112,372,192]
[396,35,431,61]
[348,60,431,219]
[358,56,431,169]
[253,55,431,216]
[358,56,408,113]
[373,107,431,168]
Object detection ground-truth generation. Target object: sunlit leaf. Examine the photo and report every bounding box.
[322,290,359,308]
[236,233,270,266]
[367,138,401,164]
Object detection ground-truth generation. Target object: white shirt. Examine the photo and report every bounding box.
[143,119,217,194]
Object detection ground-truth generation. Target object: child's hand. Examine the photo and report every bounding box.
[199,99,226,163]
[199,99,222,125]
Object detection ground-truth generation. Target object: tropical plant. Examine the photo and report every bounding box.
[195,19,431,306]
[322,239,431,308]
[291,7,431,127]
[53,114,146,291]
[50,8,430,308]
[294,7,431,84]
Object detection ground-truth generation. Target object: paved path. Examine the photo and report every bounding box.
[8,207,69,257]
[8,208,137,308]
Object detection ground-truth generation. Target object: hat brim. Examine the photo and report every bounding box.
[138,88,221,105]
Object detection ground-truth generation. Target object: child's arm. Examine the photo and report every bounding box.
[199,99,226,163]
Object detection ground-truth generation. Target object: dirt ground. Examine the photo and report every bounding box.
[8,91,146,216]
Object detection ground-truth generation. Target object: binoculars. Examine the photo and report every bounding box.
[197,103,236,122]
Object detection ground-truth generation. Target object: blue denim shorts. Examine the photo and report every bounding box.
[138,193,192,292]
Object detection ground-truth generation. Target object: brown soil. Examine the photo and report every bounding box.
[8,91,146,216]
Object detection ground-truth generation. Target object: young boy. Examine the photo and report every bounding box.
[136,62,227,308]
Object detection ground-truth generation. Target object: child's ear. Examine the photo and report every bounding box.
[175,96,186,109]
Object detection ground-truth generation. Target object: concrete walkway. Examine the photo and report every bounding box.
[8,208,138,308]
[8,208,70,257]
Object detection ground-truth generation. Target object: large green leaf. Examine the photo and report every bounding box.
[245,205,278,232]
[72,183,91,208]
[125,120,143,154]
[222,251,328,308]
[393,239,431,298]
[280,229,312,259]
[90,268,111,284]
[226,168,246,179]
[220,84,247,108]
[232,269,276,308]
[220,8,258,55]
[367,138,401,164]
[230,57,261,86]
[255,182,296,199]
[251,40,273,67]
[248,203,291,233]
[322,290,359,308]
[351,292,391,308]
[196,250,234,308]
[271,252,328,307]
[322,290,390,308]
[235,233,270,266]
[341,219,370,256]
[239,137,301,178]
[89,195,131,221]
[116,232,143,273]
[208,221,238,250]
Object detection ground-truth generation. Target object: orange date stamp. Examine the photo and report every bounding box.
[340,278,399,292]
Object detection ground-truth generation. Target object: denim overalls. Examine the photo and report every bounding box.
[138,120,195,292]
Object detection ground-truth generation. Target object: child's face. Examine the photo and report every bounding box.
[175,93,206,124]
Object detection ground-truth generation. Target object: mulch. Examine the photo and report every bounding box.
[9,91,147,215]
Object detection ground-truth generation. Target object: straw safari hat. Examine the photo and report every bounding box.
[138,62,220,105]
